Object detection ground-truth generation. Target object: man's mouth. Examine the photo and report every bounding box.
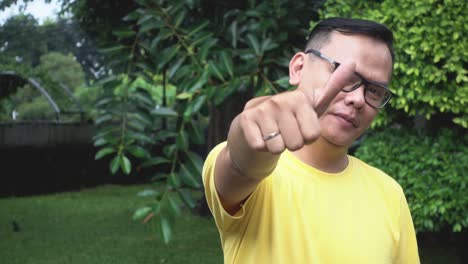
[333,113,358,128]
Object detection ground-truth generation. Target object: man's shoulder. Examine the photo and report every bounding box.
[350,155,404,195]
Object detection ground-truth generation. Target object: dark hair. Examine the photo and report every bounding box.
[305,17,395,63]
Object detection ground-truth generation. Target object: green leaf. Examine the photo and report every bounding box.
[95,114,113,125]
[179,163,201,188]
[173,10,186,27]
[127,120,146,131]
[152,107,178,117]
[208,61,225,81]
[176,92,193,100]
[187,20,210,37]
[133,92,154,107]
[186,151,204,177]
[110,155,121,174]
[141,157,170,167]
[133,112,152,126]
[132,206,152,220]
[139,20,162,34]
[151,172,168,182]
[159,216,172,244]
[177,188,196,209]
[127,131,154,144]
[261,38,278,53]
[168,172,181,189]
[137,14,154,25]
[154,131,178,141]
[168,193,181,216]
[246,34,261,55]
[198,38,218,61]
[188,71,209,93]
[93,138,108,147]
[176,131,189,151]
[113,29,136,38]
[221,52,234,77]
[183,95,206,120]
[99,45,126,54]
[168,57,186,79]
[275,76,291,89]
[121,155,131,175]
[191,32,214,47]
[136,189,159,197]
[158,46,180,68]
[95,147,115,160]
[191,95,206,113]
[163,145,177,159]
[95,97,113,107]
[93,126,118,140]
[229,20,238,48]
[128,146,150,159]
[187,120,204,145]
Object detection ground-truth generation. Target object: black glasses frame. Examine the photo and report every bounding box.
[304,48,395,109]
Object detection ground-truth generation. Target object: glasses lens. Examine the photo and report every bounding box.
[342,73,362,92]
[365,83,391,108]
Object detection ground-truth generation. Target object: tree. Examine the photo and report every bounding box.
[38,52,85,91]
[0,14,45,66]
[82,0,319,243]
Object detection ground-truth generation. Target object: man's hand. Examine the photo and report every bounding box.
[229,61,357,157]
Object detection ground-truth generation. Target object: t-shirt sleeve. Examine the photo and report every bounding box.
[395,192,420,264]
[202,142,259,232]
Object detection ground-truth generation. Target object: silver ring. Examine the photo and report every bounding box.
[263,131,281,141]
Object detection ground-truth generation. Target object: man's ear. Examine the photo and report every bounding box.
[289,52,305,85]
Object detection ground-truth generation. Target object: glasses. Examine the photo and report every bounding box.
[304,48,394,109]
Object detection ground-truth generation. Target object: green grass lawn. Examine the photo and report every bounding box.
[0,184,222,264]
[0,184,464,264]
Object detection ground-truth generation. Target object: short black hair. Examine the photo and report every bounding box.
[306,17,395,63]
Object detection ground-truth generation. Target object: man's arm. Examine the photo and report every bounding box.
[212,55,356,214]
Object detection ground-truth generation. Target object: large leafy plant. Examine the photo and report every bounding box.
[355,128,468,233]
[92,0,315,243]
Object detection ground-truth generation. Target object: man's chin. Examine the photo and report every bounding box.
[321,133,359,150]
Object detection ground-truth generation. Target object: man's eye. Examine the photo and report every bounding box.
[368,86,378,93]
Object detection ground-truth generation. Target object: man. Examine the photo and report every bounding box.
[203,17,420,263]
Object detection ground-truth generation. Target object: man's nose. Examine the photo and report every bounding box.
[343,85,366,109]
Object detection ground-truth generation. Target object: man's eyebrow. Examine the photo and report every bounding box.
[355,72,389,87]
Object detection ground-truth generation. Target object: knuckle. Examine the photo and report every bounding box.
[304,127,321,143]
[286,139,304,151]
[238,111,250,126]
[249,140,265,151]
[267,96,283,111]
[268,145,284,155]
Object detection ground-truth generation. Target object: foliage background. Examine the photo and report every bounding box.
[316,0,467,128]
[355,128,468,233]
[1,0,466,243]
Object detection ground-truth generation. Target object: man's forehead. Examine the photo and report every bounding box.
[323,32,393,82]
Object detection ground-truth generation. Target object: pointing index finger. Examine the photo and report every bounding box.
[314,61,356,117]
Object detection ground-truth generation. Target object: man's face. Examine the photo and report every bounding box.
[297,32,393,147]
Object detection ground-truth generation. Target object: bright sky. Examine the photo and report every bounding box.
[0,0,61,24]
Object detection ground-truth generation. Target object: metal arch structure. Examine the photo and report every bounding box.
[0,71,85,122]
[0,71,93,147]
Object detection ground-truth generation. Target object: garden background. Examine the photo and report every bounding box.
[0,0,466,263]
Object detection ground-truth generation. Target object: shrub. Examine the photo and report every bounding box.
[355,128,468,233]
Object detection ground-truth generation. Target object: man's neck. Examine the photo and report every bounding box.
[291,137,349,174]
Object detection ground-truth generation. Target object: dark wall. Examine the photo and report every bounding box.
[0,144,149,197]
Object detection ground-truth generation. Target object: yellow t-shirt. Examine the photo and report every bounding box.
[203,142,420,264]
